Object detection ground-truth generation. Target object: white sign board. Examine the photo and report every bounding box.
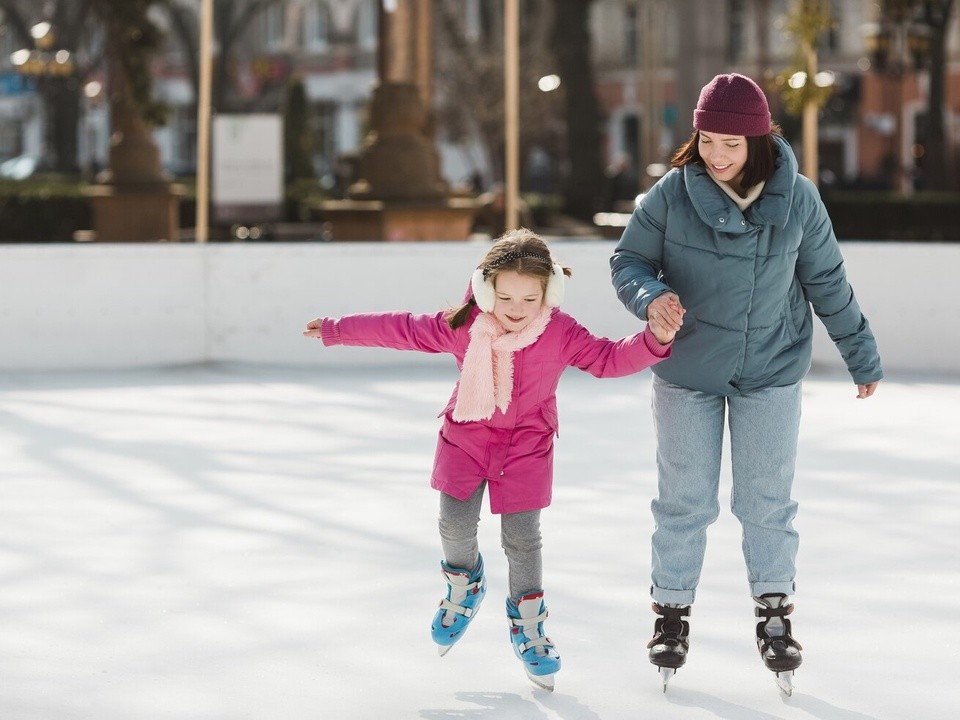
[212,114,283,223]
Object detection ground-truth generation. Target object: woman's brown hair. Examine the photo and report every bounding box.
[670,123,783,191]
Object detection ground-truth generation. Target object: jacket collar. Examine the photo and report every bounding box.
[682,134,798,232]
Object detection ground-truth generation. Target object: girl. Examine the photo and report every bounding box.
[305,229,676,691]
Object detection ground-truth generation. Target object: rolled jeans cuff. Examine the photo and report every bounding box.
[651,585,696,605]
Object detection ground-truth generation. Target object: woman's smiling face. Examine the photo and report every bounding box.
[698,130,748,185]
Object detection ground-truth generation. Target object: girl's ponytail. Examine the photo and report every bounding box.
[445,297,476,329]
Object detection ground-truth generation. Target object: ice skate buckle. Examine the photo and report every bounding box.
[510,610,552,653]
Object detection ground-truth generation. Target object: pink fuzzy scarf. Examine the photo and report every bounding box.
[452,307,553,422]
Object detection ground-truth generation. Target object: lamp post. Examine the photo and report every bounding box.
[9,21,77,172]
[862,2,932,194]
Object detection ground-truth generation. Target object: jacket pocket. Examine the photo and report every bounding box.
[781,304,799,343]
[539,405,560,437]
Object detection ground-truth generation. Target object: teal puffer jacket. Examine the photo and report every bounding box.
[611,135,882,396]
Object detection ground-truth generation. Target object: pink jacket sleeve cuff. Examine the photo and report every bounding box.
[642,325,673,358]
[320,318,341,346]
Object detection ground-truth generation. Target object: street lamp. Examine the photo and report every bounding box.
[9,22,77,171]
[10,22,75,78]
[862,3,932,193]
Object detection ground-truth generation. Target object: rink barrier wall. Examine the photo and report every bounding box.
[1,240,956,376]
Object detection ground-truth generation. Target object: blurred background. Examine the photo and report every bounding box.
[0,0,957,243]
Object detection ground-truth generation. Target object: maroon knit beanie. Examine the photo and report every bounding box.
[693,73,771,137]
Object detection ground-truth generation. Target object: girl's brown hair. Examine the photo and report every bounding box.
[670,123,783,191]
[445,228,572,329]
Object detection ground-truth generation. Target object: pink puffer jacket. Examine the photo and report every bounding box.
[320,306,670,514]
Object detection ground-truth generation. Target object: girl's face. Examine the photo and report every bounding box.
[492,270,545,332]
[698,131,748,185]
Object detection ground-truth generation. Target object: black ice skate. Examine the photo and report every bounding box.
[754,593,803,695]
[647,602,690,690]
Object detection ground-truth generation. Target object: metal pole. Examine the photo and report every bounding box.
[802,40,818,186]
[195,0,214,243]
[504,0,519,231]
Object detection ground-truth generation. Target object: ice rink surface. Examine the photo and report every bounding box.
[1,361,957,719]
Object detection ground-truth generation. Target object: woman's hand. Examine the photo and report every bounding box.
[647,317,676,345]
[647,293,685,335]
[856,381,879,399]
[303,318,323,339]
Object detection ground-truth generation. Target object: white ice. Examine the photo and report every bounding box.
[1,362,958,719]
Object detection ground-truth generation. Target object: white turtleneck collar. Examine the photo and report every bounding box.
[708,174,765,212]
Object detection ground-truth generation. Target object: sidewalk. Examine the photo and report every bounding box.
[1,363,957,719]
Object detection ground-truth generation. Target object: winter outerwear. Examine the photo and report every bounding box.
[453,306,552,422]
[319,306,670,513]
[611,134,882,397]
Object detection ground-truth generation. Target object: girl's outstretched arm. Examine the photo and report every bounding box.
[303,311,461,355]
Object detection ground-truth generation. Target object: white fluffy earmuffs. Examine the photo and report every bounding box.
[471,262,565,313]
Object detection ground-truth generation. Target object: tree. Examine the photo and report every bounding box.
[552,0,603,220]
[869,0,956,191]
[91,0,167,184]
[161,0,284,115]
[435,0,602,220]
[774,0,835,185]
[915,0,955,190]
[434,0,559,189]
[283,75,315,180]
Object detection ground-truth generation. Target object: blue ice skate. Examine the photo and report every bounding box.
[431,555,486,656]
[506,590,561,691]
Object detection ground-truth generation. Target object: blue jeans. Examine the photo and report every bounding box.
[649,375,802,605]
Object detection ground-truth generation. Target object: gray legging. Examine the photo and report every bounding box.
[438,481,543,598]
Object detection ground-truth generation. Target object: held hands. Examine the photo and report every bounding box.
[856,381,879,399]
[647,292,685,345]
[303,318,324,339]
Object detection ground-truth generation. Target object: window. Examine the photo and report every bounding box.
[625,5,638,66]
[728,0,746,62]
[169,106,196,175]
[303,1,331,51]
[823,0,841,54]
[263,4,286,49]
[357,0,378,51]
[310,100,338,177]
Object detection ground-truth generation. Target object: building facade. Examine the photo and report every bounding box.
[591,0,960,194]
[1,0,958,193]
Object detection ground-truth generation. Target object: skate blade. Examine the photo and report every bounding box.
[659,666,676,692]
[437,643,454,657]
[525,668,555,692]
[775,670,794,696]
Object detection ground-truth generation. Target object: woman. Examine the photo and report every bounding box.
[610,73,882,693]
